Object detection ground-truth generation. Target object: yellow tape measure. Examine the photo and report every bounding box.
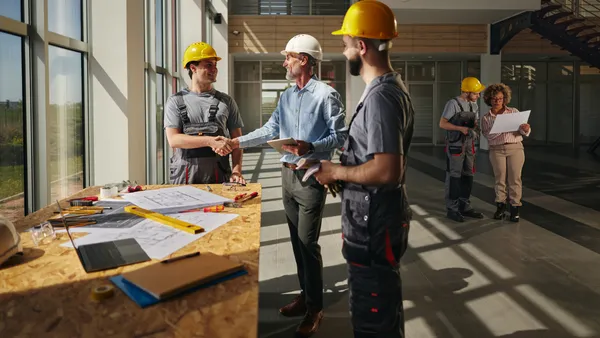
[124,206,205,234]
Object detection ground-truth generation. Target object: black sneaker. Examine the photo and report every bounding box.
[461,209,484,219]
[510,206,520,222]
[447,210,465,222]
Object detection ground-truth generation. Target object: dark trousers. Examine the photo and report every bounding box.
[281,166,327,310]
[349,263,404,338]
[445,139,475,213]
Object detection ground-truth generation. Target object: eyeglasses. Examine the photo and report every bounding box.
[491,97,504,102]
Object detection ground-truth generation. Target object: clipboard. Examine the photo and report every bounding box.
[267,138,298,154]
[114,251,246,303]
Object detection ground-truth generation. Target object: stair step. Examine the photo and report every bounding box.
[580,32,600,41]
[557,18,586,28]
[567,25,596,36]
[538,4,563,16]
[545,11,574,22]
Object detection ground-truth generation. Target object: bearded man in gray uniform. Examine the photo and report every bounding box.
[164,42,246,185]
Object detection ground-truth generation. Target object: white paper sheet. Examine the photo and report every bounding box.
[121,185,232,213]
[60,211,239,259]
[489,110,531,134]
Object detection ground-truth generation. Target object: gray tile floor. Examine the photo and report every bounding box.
[242,148,600,338]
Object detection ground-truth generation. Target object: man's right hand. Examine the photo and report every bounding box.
[211,136,233,156]
[459,126,469,135]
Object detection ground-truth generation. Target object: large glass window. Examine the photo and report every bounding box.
[320,60,346,105]
[155,0,163,67]
[156,74,165,183]
[0,0,23,22]
[579,65,600,144]
[229,0,350,15]
[0,32,25,222]
[48,0,83,41]
[547,62,574,144]
[49,45,84,201]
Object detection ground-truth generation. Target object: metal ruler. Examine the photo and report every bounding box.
[124,206,205,234]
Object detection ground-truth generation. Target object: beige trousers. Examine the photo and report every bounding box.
[488,142,525,206]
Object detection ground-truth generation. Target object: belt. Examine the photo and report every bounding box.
[282,162,298,170]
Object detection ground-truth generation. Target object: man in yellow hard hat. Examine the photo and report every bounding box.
[439,77,486,222]
[314,1,414,337]
[163,42,246,185]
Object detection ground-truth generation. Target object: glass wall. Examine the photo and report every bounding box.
[145,0,178,184]
[1,0,88,220]
[0,0,22,21]
[48,46,84,201]
[391,60,466,144]
[501,61,575,145]
[233,59,346,139]
[48,0,83,40]
[0,32,25,221]
[579,65,600,144]
[229,0,351,15]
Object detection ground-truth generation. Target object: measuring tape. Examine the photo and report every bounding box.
[124,206,205,234]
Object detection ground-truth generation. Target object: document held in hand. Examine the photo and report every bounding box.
[267,138,298,154]
[489,110,531,134]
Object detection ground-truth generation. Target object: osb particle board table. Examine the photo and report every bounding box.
[0,184,262,338]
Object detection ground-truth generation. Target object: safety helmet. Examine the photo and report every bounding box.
[461,77,486,93]
[332,0,398,40]
[0,214,23,266]
[280,34,323,61]
[182,42,221,69]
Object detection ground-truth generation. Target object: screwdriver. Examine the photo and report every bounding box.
[203,205,225,212]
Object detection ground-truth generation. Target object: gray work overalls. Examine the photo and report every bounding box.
[445,98,477,213]
[169,91,232,184]
[339,84,411,338]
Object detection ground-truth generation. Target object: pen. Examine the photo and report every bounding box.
[161,251,200,264]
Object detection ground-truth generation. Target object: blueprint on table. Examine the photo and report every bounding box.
[59,211,239,259]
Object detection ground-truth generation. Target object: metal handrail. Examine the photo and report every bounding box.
[544,0,600,44]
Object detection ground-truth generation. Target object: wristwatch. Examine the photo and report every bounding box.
[307,143,315,155]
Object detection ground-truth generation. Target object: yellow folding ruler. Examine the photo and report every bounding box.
[124,206,205,234]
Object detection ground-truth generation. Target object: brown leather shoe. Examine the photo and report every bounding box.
[295,310,323,337]
[279,294,307,317]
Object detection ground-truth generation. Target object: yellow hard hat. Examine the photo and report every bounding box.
[331,0,398,40]
[182,42,221,69]
[461,77,485,93]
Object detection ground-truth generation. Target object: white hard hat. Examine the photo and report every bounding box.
[0,214,23,266]
[280,34,323,61]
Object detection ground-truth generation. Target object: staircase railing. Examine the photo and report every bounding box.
[541,0,600,48]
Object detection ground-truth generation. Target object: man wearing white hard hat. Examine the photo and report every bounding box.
[228,34,348,336]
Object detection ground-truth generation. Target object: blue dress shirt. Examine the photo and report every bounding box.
[238,76,348,164]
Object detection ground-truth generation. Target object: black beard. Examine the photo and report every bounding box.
[349,57,362,76]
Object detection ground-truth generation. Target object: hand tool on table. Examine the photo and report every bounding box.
[124,205,205,234]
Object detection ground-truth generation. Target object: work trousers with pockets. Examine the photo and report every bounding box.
[281,165,327,311]
[445,137,476,213]
[489,142,525,206]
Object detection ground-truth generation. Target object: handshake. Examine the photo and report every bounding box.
[210,136,239,156]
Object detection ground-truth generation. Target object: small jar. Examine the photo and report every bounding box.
[31,221,56,246]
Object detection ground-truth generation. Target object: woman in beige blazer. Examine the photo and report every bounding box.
[481,83,531,222]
